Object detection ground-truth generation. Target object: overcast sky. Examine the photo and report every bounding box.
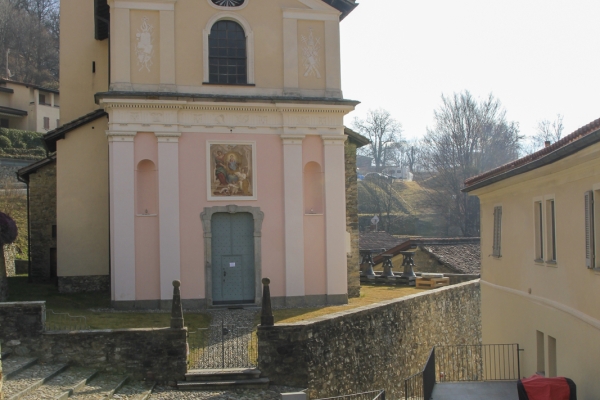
[340,0,600,141]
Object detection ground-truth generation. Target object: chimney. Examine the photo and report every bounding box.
[544,141,551,148]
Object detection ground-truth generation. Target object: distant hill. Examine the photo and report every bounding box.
[358,179,447,237]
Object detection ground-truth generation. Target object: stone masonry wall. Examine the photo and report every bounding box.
[345,140,360,298]
[58,275,110,293]
[258,280,481,399]
[0,301,187,383]
[28,161,56,281]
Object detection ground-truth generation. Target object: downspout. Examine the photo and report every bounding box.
[16,172,30,282]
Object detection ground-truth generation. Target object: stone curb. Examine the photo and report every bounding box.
[55,370,99,400]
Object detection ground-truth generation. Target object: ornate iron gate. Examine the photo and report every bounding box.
[188,322,258,369]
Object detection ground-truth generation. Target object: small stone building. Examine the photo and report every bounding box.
[344,128,369,298]
[17,154,57,281]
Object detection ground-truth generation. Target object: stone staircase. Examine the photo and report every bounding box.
[177,368,269,391]
[1,350,155,399]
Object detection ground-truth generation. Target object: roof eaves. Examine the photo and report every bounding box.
[320,0,358,20]
[17,153,56,182]
[463,127,600,193]
[0,106,28,117]
[43,109,107,152]
[0,78,59,95]
[344,127,370,148]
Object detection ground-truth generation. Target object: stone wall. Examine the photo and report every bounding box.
[28,161,56,281]
[258,280,481,399]
[0,301,187,383]
[345,140,360,298]
[58,275,110,293]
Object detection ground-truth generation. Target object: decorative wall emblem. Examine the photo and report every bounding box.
[135,17,154,72]
[207,142,256,201]
[301,28,321,78]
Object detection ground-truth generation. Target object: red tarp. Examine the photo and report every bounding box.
[520,375,572,400]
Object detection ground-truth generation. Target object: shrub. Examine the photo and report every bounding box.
[0,212,17,245]
[0,136,11,149]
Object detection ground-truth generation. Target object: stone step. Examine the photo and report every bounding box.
[177,377,270,391]
[3,363,68,400]
[111,381,155,400]
[2,357,38,380]
[185,368,262,382]
[19,367,97,400]
[69,374,129,400]
[2,349,13,360]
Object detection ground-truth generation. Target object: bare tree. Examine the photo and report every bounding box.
[421,91,521,236]
[533,114,564,150]
[353,109,403,172]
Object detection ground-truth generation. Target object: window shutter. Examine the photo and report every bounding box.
[585,191,594,268]
[493,206,502,257]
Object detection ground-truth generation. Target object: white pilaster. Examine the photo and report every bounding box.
[156,132,181,300]
[281,134,306,298]
[324,20,342,98]
[283,18,299,95]
[107,131,136,301]
[159,10,176,91]
[323,135,347,296]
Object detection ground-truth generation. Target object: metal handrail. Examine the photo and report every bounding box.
[316,390,386,400]
[45,309,89,331]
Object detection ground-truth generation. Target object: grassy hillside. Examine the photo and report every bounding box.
[358,179,446,236]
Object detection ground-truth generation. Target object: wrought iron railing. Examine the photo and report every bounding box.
[45,309,90,331]
[436,344,521,382]
[187,323,258,369]
[403,348,435,400]
[315,390,386,400]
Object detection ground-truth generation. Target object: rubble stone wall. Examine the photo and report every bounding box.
[258,280,481,399]
[345,140,360,298]
[0,301,187,383]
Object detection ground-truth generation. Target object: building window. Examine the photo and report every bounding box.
[51,225,57,238]
[0,118,8,128]
[43,117,50,130]
[492,206,502,257]
[585,190,595,268]
[545,199,556,262]
[536,330,545,375]
[208,20,247,85]
[534,201,544,261]
[39,94,46,105]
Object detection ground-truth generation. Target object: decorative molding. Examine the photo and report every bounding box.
[301,28,322,79]
[135,17,155,72]
[283,9,339,21]
[207,0,249,11]
[280,134,305,145]
[110,0,177,11]
[203,12,255,84]
[106,130,136,142]
[481,279,600,332]
[200,205,264,306]
[322,135,347,145]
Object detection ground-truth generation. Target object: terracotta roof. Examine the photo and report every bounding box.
[464,117,600,191]
[421,243,481,274]
[17,153,56,183]
[43,109,107,152]
[0,105,27,117]
[359,231,407,251]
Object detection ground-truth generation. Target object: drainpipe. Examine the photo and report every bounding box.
[16,172,30,282]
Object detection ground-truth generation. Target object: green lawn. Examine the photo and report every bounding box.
[7,276,211,331]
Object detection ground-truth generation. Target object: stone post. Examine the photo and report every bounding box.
[170,280,184,329]
[260,278,274,326]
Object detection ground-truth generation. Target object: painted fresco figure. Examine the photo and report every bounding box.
[214,151,228,186]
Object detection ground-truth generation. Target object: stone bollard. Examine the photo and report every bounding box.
[170,280,184,329]
[260,278,274,326]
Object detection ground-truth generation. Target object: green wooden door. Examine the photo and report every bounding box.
[211,212,255,304]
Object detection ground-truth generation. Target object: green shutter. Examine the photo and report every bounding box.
[585,191,594,268]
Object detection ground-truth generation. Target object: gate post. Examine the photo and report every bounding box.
[171,280,184,329]
[260,278,274,326]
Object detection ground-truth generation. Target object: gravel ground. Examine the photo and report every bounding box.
[20,367,97,400]
[2,356,37,376]
[112,380,155,400]
[70,373,128,400]
[148,385,305,400]
[3,363,67,398]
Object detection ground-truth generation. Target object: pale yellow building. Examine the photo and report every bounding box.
[46,0,359,308]
[464,117,600,399]
[0,79,60,133]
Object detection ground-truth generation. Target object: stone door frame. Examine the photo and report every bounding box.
[200,205,264,307]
